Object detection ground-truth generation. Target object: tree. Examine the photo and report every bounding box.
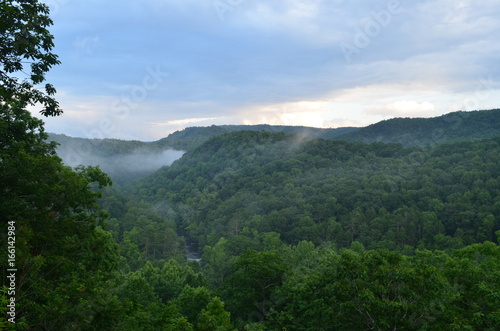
[175,285,211,324]
[446,242,500,329]
[196,297,234,331]
[221,250,289,326]
[271,248,457,330]
[1,1,122,328]
[203,237,233,288]
[1,0,61,116]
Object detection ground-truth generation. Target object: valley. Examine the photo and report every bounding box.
[45,108,500,330]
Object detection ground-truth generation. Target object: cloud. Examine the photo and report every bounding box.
[236,100,329,127]
[57,145,185,181]
[152,117,221,128]
[35,0,500,140]
[367,100,437,118]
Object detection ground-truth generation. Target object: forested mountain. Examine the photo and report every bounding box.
[155,109,500,151]
[148,108,500,151]
[5,2,499,329]
[49,126,358,183]
[339,108,500,146]
[49,133,153,157]
[50,109,500,185]
[134,131,500,250]
[120,129,500,329]
[51,109,500,156]
[153,125,358,152]
[41,109,500,329]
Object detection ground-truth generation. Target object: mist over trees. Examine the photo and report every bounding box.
[49,133,185,184]
[53,124,500,330]
[2,1,500,330]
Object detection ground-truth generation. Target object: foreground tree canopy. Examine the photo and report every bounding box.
[1,1,119,329]
[2,1,500,330]
[0,0,61,116]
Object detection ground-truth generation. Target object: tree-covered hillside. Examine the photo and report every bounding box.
[44,111,500,330]
[49,133,153,157]
[152,124,358,152]
[6,1,499,329]
[49,109,500,185]
[134,131,500,251]
[122,130,500,329]
[151,109,500,151]
[339,108,500,146]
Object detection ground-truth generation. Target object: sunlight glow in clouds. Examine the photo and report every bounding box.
[152,117,221,128]
[37,0,500,140]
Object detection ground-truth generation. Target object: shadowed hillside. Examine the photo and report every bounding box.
[338,109,500,146]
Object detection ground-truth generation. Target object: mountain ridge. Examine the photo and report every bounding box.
[339,108,500,146]
[50,108,500,154]
[49,108,500,184]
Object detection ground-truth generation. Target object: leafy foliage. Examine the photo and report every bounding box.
[268,244,500,330]
[1,2,122,328]
[135,131,500,252]
[153,124,357,152]
[0,99,122,328]
[340,109,500,146]
[3,2,500,329]
[0,0,61,116]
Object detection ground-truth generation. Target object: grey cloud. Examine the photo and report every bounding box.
[40,0,500,140]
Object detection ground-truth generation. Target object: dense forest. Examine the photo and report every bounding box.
[2,1,500,330]
[10,116,500,330]
[133,131,500,249]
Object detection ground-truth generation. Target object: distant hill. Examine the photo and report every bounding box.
[50,109,500,156]
[338,109,500,146]
[152,109,500,150]
[134,128,500,249]
[48,133,153,158]
[49,108,500,183]
[153,124,358,151]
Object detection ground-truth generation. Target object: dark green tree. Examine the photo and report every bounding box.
[271,248,457,330]
[221,249,289,326]
[1,1,122,328]
[1,0,61,116]
[196,297,234,331]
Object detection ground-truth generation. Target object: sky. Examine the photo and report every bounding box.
[35,0,500,141]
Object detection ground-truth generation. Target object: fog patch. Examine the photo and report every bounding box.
[57,147,185,183]
[95,149,185,173]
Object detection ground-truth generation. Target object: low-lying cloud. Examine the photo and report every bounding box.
[57,146,185,183]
